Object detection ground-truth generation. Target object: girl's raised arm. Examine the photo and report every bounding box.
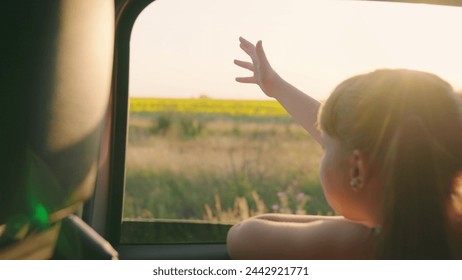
[235,37,322,145]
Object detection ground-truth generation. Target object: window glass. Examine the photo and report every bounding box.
[124,0,462,240]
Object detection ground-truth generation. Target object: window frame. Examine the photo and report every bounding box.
[106,0,232,259]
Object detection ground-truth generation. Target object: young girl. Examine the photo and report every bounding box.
[227,37,462,259]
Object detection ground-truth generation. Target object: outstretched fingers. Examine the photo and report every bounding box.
[255,40,271,71]
[235,37,260,85]
[235,76,257,84]
[234,59,254,71]
[239,37,256,57]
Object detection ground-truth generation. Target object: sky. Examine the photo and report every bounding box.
[129,0,462,100]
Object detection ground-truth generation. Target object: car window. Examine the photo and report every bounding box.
[122,0,462,244]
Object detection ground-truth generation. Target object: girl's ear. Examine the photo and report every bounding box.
[348,149,369,191]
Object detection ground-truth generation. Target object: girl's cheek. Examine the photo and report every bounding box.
[319,154,329,190]
[319,153,338,211]
[319,155,325,182]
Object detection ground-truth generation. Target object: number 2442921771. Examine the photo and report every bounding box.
[245,266,309,276]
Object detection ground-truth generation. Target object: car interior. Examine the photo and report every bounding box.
[1,0,461,260]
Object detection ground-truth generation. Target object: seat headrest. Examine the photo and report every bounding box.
[0,0,115,257]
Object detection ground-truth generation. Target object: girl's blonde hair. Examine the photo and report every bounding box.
[319,69,462,259]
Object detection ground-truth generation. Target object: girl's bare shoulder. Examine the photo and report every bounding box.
[227,215,376,259]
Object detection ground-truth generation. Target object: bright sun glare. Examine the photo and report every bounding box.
[130,0,462,100]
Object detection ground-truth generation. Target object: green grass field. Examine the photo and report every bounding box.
[124,98,332,223]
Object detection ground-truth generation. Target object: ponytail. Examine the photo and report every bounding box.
[380,115,455,259]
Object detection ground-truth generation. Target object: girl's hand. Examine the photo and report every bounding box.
[234,37,323,145]
[234,37,280,97]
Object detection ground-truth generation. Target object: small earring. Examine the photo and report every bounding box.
[350,177,362,190]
